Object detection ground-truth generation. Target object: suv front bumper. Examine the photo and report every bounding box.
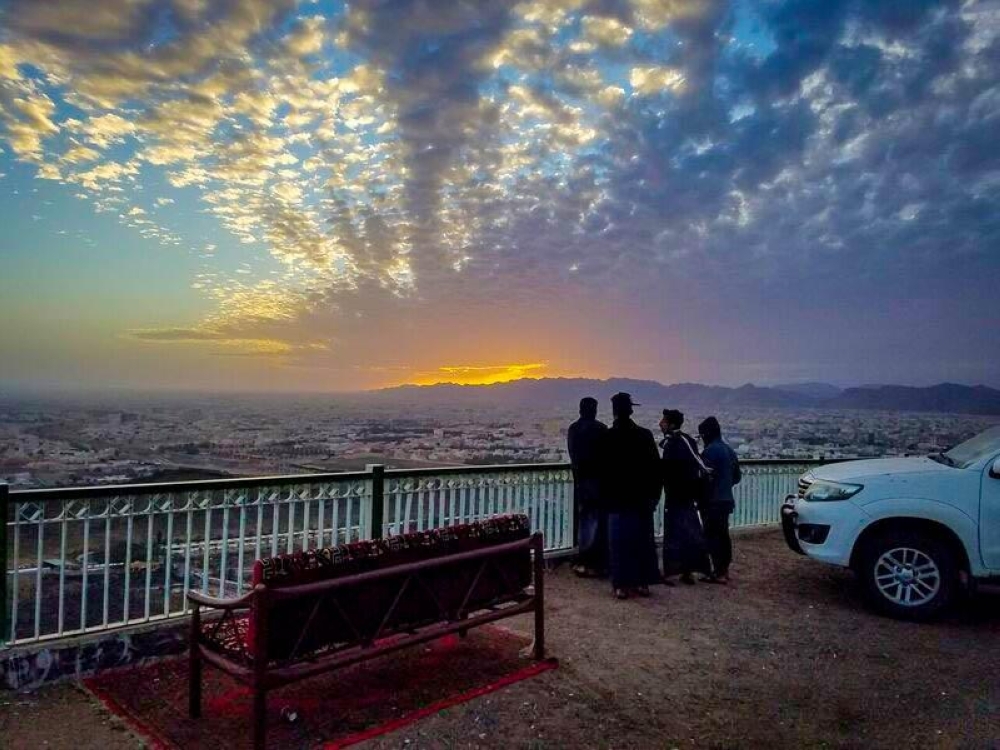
[781,494,869,567]
[781,496,804,555]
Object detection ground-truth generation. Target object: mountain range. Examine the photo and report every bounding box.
[367,379,1000,416]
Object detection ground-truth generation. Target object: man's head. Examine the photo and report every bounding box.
[611,392,638,419]
[698,416,722,444]
[579,397,598,418]
[660,409,684,433]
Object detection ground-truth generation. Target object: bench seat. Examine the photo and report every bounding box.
[189,514,545,749]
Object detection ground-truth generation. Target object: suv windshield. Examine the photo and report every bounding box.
[935,425,1000,469]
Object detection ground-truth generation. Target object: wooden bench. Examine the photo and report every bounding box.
[188,514,545,749]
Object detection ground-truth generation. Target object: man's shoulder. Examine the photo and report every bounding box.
[666,432,701,462]
[664,431,688,447]
[570,419,607,433]
[609,420,646,437]
[634,424,655,441]
[705,441,738,466]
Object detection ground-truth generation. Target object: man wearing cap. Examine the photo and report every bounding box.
[567,397,609,577]
[604,392,661,599]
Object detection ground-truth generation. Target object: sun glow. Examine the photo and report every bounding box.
[407,363,550,387]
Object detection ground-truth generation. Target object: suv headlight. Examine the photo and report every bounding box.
[803,479,863,502]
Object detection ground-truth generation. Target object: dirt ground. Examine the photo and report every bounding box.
[3,528,999,749]
[0,680,142,749]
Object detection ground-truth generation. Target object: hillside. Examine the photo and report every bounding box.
[365,378,1000,416]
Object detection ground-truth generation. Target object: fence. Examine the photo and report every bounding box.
[2,459,823,649]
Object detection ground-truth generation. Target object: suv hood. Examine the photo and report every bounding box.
[809,456,944,482]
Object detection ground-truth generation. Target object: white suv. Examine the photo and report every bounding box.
[782,425,1000,620]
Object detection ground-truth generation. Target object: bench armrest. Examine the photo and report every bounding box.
[187,589,257,610]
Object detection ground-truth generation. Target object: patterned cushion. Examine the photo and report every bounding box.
[251,514,532,587]
[235,514,532,664]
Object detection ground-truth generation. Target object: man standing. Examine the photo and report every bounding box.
[660,409,710,585]
[567,397,609,577]
[604,392,661,599]
[698,416,741,583]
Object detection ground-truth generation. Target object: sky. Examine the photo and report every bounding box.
[1,0,998,393]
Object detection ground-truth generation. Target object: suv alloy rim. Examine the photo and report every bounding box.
[873,547,941,607]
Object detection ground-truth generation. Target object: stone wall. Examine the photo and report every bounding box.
[1,622,186,691]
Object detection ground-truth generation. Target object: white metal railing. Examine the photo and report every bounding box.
[731,460,820,527]
[2,473,373,648]
[651,460,817,536]
[2,459,824,648]
[381,466,574,551]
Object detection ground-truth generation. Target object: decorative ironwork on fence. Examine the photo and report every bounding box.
[2,459,824,648]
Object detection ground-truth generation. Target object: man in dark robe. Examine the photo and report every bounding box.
[604,392,661,599]
[567,397,609,577]
[660,409,711,585]
[698,416,741,583]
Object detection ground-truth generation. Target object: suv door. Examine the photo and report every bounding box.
[981,454,1000,570]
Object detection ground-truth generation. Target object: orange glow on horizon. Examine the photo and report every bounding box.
[404,362,551,387]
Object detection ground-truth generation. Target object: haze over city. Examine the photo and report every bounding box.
[1,0,998,393]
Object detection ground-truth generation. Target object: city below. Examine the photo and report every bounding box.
[2,380,998,490]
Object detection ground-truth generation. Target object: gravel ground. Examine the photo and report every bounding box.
[0,681,142,749]
[3,528,999,749]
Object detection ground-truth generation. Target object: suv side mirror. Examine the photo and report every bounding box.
[991,457,1000,479]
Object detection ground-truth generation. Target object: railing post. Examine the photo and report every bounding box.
[367,464,385,539]
[1,483,8,647]
[567,471,578,551]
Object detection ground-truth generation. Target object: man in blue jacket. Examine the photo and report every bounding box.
[698,416,741,583]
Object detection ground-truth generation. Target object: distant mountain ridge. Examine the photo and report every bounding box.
[367,378,1000,416]
[772,382,844,400]
[833,383,1000,415]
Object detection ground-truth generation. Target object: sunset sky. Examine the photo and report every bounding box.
[1,0,998,393]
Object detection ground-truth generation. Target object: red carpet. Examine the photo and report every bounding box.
[84,626,557,749]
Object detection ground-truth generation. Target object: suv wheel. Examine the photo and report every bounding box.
[857,529,958,621]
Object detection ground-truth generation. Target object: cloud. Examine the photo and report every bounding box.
[2,0,298,107]
[7,0,153,43]
[630,66,687,95]
[581,16,633,47]
[67,113,136,149]
[61,144,101,164]
[0,44,21,80]
[284,15,328,57]
[130,327,232,342]
[0,89,59,159]
[129,326,330,358]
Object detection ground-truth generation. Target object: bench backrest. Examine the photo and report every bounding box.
[249,515,532,662]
